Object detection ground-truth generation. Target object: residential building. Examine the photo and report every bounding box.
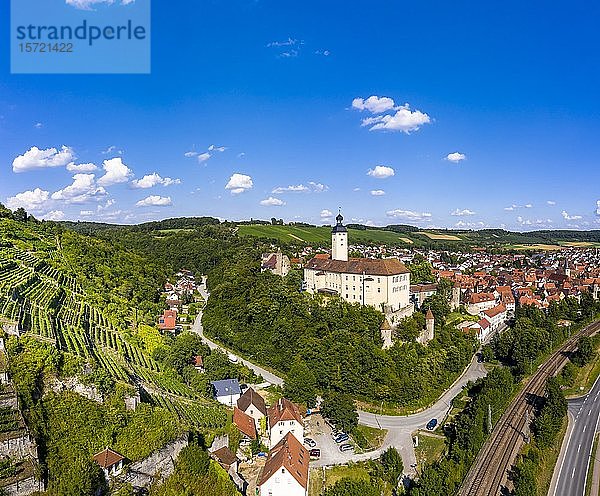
[258,432,309,496]
[211,379,241,407]
[233,407,257,441]
[237,387,267,429]
[262,251,291,277]
[93,448,125,479]
[267,397,304,448]
[466,293,496,315]
[158,309,177,331]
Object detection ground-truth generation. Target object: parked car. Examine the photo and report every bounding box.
[339,443,354,453]
[309,448,321,458]
[303,438,317,448]
[335,433,349,444]
[426,418,438,430]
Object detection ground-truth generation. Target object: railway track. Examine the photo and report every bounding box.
[459,320,600,496]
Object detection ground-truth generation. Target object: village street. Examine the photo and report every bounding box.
[192,279,488,474]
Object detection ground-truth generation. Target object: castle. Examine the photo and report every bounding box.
[303,212,414,324]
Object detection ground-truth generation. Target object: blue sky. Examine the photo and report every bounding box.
[1,0,600,230]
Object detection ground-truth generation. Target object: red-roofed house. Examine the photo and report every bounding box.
[233,407,257,441]
[466,293,496,315]
[268,398,304,448]
[93,448,125,478]
[158,309,177,331]
[258,432,309,496]
[483,303,507,332]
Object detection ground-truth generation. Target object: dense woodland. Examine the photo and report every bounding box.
[202,250,475,409]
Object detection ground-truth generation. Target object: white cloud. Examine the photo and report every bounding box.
[561,210,582,221]
[315,49,331,56]
[97,158,133,186]
[66,162,97,172]
[386,209,432,221]
[352,96,396,114]
[131,173,181,189]
[320,209,333,219]
[504,204,518,211]
[267,38,300,47]
[97,199,116,211]
[367,165,395,179]
[455,220,486,228]
[65,0,133,10]
[42,210,65,221]
[361,105,431,133]
[596,201,600,216]
[80,210,94,216]
[12,145,75,172]
[51,174,107,204]
[370,190,385,196]
[225,173,253,194]
[517,216,553,226]
[446,152,466,163]
[271,182,329,194]
[34,122,43,129]
[197,152,211,163]
[308,181,329,192]
[260,197,285,206]
[451,208,476,216]
[524,204,533,208]
[547,200,556,206]
[272,184,309,194]
[6,188,50,213]
[184,151,198,158]
[135,195,173,207]
[101,145,123,155]
[208,144,226,152]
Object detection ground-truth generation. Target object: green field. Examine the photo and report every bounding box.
[237,225,416,245]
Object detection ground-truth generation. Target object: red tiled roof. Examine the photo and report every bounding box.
[268,398,303,429]
[258,432,309,489]
[93,448,124,469]
[211,446,238,469]
[484,303,506,318]
[306,257,410,276]
[468,293,495,304]
[233,407,257,440]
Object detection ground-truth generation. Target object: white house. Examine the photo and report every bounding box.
[237,387,267,430]
[482,303,507,332]
[466,293,497,315]
[93,448,125,479]
[211,379,241,407]
[258,432,309,496]
[267,398,304,448]
[303,213,413,322]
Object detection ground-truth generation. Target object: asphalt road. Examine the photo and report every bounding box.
[553,375,600,496]
[193,280,488,473]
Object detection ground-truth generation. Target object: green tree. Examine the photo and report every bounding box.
[380,447,404,490]
[283,358,317,407]
[321,392,358,433]
[574,336,594,366]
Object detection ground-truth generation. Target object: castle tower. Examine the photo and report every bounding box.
[381,319,393,349]
[418,309,435,345]
[331,211,348,262]
[451,282,461,311]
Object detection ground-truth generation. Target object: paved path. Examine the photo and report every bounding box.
[193,279,487,474]
[553,374,600,496]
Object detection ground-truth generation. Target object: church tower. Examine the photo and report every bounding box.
[331,211,348,261]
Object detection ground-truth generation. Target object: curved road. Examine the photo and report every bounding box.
[192,281,487,473]
[553,374,600,496]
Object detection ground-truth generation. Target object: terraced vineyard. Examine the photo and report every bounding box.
[0,228,227,431]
